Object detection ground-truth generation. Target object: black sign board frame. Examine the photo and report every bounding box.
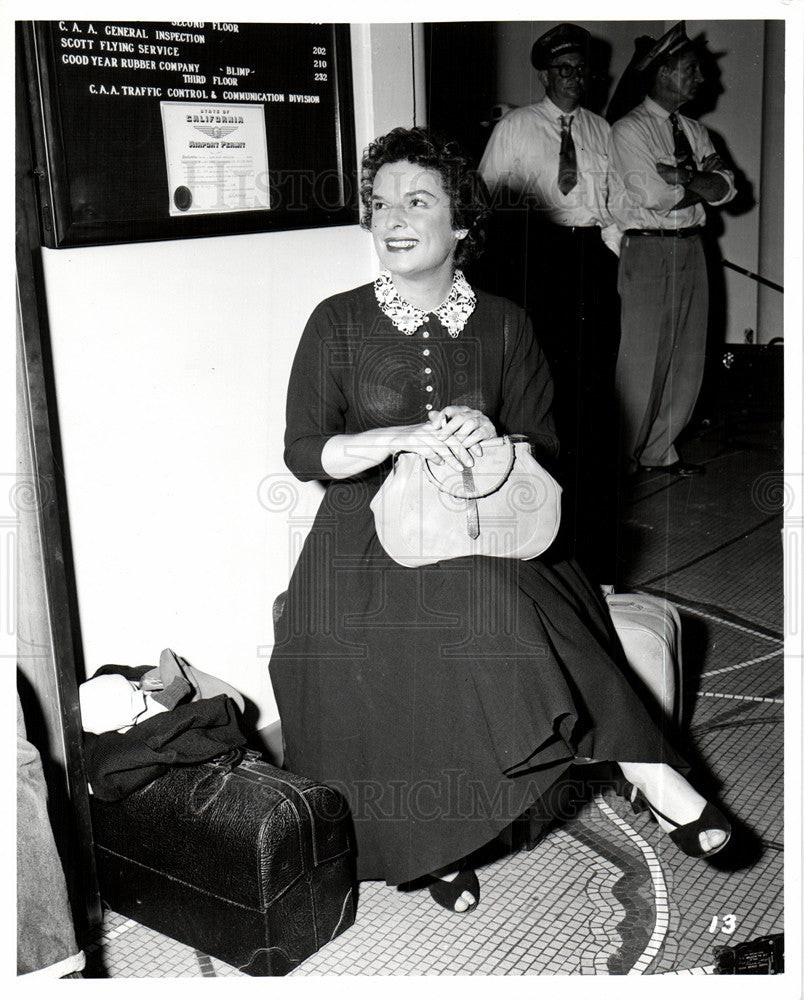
[20,20,359,248]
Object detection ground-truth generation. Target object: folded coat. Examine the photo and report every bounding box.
[84,694,246,801]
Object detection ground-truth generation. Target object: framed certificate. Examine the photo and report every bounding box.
[20,20,358,247]
[160,101,271,216]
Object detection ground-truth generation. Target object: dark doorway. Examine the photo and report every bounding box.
[423,22,496,166]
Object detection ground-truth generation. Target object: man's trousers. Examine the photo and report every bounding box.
[615,233,709,472]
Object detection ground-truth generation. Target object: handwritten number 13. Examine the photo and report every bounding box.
[708,914,737,934]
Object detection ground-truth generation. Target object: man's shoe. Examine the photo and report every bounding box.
[638,461,703,477]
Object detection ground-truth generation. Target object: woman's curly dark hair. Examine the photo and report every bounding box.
[360,126,490,267]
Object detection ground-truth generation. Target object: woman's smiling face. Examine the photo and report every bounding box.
[370,160,467,282]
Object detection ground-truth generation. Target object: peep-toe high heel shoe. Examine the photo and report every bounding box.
[620,782,731,859]
[428,868,480,913]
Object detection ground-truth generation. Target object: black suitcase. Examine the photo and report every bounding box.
[89,748,356,975]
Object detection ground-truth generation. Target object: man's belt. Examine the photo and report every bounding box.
[625,227,704,239]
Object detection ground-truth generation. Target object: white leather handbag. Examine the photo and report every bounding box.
[370,435,562,569]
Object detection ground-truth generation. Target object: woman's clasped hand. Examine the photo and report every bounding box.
[390,405,497,471]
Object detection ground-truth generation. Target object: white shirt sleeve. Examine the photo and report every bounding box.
[601,222,622,256]
[690,124,736,206]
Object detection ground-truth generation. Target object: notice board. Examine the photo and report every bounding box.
[21,20,358,247]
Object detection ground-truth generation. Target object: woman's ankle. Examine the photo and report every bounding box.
[618,762,707,828]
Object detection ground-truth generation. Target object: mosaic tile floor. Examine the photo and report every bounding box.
[81,425,787,979]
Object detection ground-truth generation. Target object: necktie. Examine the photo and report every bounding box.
[669,112,695,171]
[558,115,578,195]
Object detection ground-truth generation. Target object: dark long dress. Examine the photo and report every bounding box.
[269,280,682,885]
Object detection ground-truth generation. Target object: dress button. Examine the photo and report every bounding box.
[425,403,433,411]
[426,385,433,392]
[422,331,430,338]
[422,348,430,356]
[424,367,432,374]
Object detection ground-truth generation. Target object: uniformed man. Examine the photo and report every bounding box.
[479,22,621,583]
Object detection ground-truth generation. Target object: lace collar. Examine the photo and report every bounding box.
[374,269,476,338]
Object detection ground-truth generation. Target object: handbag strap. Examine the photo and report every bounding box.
[462,469,480,538]
[423,435,516,499]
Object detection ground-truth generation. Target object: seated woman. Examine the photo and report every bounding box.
[269,126,729,914]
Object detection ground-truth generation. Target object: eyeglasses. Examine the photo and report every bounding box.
[548,63,588,78]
